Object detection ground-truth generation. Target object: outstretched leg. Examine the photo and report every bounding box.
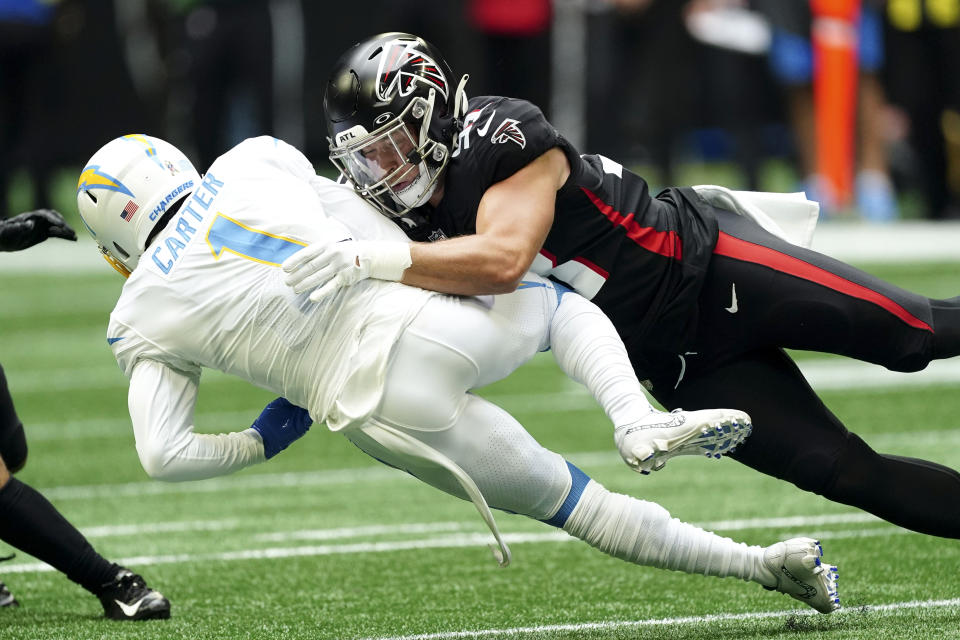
[653,347,960,538]
[352,386,840,613]
[354,315,840,612]
[0,364,170,619]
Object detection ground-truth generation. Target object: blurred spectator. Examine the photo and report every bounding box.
[467,0,551,109]
[165,0,276,169]
[2,1,159,221]
[586,0,699,184]
[884,0,960,219]
[683,0,782,190]
[752,0,898,221]
[0,0,60,218]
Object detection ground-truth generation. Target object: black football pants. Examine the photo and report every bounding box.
[0,364,27,473]
[0,363,122,592]
[647,209,960,538]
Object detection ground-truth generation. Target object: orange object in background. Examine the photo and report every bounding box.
[811,0,860,208]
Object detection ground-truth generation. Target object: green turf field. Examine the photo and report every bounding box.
[1,256,960,639]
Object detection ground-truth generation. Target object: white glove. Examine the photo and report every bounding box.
[282,240,412,302]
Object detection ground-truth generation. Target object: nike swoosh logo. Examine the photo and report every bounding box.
[115,595,148,617]
[476,109,496,136]
[725,283,738,314]
[617,414,686,436]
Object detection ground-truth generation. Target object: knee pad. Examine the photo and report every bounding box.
[785,431,874,498]
[816,433,882,501]
[460,402,570,520]
[362,394,571,521]
[379,328,474,432]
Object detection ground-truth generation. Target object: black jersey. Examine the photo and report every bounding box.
[396,96,720,374]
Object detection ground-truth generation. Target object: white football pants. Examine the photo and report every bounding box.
[344,277,774,585]
[344,278,572,520]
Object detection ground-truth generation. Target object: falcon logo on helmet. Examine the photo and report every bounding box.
[325,32,469,219]
[376,39,449,102]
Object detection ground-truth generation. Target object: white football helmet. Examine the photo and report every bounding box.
[76,134,200,277]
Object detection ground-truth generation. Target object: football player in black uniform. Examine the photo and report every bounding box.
[284,33,960,539]
[0,209,170,619]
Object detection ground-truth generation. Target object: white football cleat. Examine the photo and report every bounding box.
[614,408,752,474]
[763,537,840,614]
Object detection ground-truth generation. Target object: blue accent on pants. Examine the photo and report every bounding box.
[542,461,591,528]
[551,279,574,305]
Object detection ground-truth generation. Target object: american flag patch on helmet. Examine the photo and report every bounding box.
[120,200,139,221]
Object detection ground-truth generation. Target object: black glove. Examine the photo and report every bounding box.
[0,209,78,252]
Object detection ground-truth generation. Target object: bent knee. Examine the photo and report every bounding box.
[781,432,876,497]
[0,422,27,474]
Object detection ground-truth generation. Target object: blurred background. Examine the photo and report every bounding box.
[1,0,959,230]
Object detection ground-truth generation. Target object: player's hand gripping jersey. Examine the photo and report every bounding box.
[393,96,720,363]
[108,138,435,477]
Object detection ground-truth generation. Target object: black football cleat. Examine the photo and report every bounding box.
[0,581,18,608]
[97,569,170,621]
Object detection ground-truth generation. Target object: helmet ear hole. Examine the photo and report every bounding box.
[85,191,98,204]
[112,242,131,259]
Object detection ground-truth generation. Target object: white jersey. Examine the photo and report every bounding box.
[109,137,434,479]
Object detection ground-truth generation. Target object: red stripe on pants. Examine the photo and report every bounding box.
[715,231,932,332]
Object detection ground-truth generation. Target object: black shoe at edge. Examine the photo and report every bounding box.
[97,569,170,621]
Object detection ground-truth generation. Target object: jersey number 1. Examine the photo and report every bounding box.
[206,213,306,266]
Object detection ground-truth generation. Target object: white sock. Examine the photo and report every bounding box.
[562,480,777,586]
[550,292,654,428]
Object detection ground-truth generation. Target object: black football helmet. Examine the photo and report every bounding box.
[324,32,469,217]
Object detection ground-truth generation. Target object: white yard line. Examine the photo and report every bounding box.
[701,512,882,530]
[254,521,471,542]
[75,511,888,541]
[0,531,572,573]
[362,598,960,640]
[786,527,913,541]
[40,466,407,500]
[8,513,907,573]
[80,519,242,538]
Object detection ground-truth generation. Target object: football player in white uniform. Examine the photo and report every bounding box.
[75,134,840,614]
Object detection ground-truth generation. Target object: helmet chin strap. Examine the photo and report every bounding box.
[450,74,470,155]
[99,247,132,278]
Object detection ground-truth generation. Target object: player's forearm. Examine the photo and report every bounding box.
[137,429,266,482]
[128,360,267,481]
[403,237,529,295]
